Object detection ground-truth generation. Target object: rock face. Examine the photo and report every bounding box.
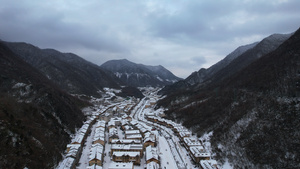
[4,42,120,97]
[0,42,88,168]
[157,29,299,168]
[100,59,182,87]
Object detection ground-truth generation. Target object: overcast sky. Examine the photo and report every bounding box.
[1,0,299,78]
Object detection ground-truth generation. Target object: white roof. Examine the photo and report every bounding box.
[200,160,218,169]
[146,161,160,169]
[190,146,210,158]
[108,162,133,169]
[184,137,202,147]
[66,144,81,158]
[145,145,159,161]
[57,157,74,169]
[86,164,103,169]
[95,120,106,128]
[125,134,142,139]
[111,139,141,144]
[111,144,143,150]
[125,130,140,135]
[113,151,140,157]
[89,143,104,161]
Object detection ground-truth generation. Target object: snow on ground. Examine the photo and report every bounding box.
[222,159,233,169]
[77,123,97,169]
[158,136,178,169]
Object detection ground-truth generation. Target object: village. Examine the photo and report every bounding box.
[57,87,219,169]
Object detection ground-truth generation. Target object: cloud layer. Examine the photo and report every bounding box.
[1,0,299,77]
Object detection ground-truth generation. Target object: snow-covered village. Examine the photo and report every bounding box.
[56,87,220,169]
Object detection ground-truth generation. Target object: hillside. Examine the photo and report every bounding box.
[159,33,292,95]
[157,28,300,168]
[100,59,182,87]
[4,42,120,97]
[0,42,87,168]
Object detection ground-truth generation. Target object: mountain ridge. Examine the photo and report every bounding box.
[100,59,182,87]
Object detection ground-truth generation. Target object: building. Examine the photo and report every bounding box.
[200,160,218,169]
[146,161,160,169]
[111,144,143,157]
[111,139,141,145]
[112,151,141,165]
[88,143,104,166]
[143,132,156,149]
[145,145,159,164]
[57,157,75,169]
[93,127,105,145]
[108,162,134,169]
[189,146,210,163]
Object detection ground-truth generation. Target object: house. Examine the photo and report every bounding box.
[95,120,106,128]
[112,151,141,165]
[87,164,103,169]
[189,146,211,163]
[200,160,218,169]
[146,161,160,169]
[183,137,202,149]
[178,131,192,142]
[111,144,143,157]
[88,143,104,166]
[143,132,156,148]
[108,162,134,169]
[57,157,75,169]
[111,139,141,145]
[66,144,81,159]
[145,145,159,164]
[109,128,119,143]
[108,120,116,130]
[93,127,105,145]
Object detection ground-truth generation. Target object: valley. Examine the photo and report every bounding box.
[57,87,218,169]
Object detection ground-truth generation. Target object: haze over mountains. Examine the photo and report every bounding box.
[0,26,299,169]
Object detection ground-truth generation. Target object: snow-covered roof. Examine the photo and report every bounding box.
[111,139,141,144]
[125,134,142,139]
[89,143,104,161]
[108,162,133,169]
[109,128,118,137]
[111,144,143,151]
[57,157,74,169]
[113,151,140,157]
[146,161,160,169]
[200,160,218,169]
[190,146,210,158]
[86,164,103,169]
[184,137,202,147]
[66,144,81,158]
[95,120,106,128]
[145,145,159,161]
[125,130,140,135]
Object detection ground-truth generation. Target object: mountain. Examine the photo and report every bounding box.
[186,42,258,85]
[4,42,120,97]
[157,28,300,168]
[0,42,87,168]
[159,33,292,95]
[100,59,182,87]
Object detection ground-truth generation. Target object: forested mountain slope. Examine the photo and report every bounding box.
[157,28,300,168]
[0,42,87,168]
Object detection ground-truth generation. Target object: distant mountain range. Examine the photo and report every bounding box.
[157,29,299,169]
[100,59,182,87]
[4,42,120,97]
